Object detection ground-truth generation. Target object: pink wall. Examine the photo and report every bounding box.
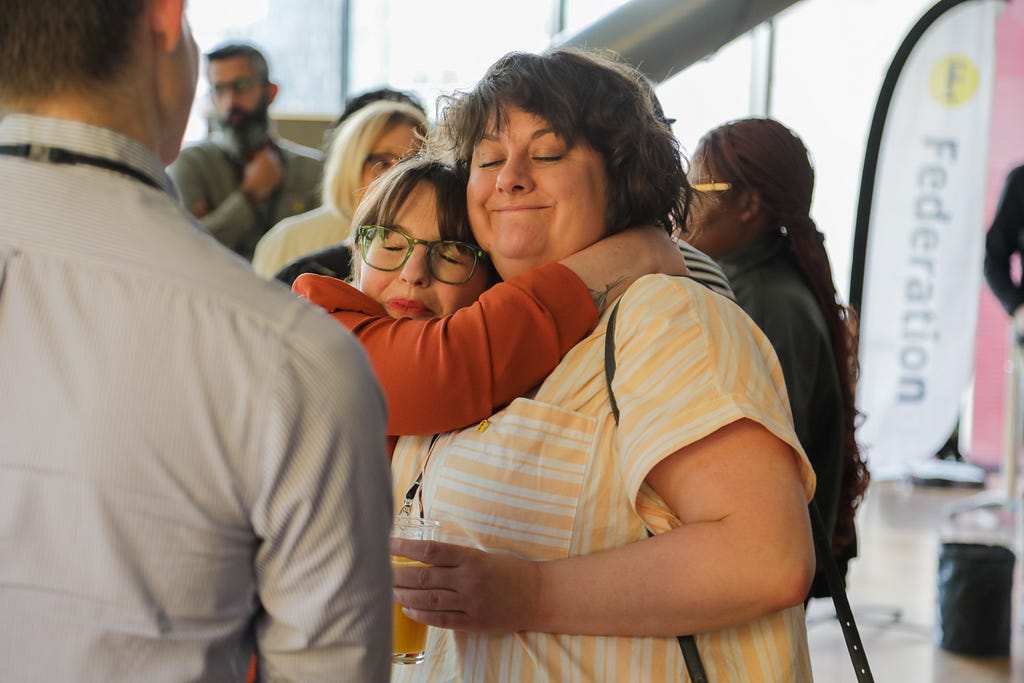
[970,0,1024,467]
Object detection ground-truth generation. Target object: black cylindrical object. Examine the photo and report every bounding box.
[936,542,1015,656]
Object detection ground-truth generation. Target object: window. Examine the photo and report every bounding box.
[347,0,557,119]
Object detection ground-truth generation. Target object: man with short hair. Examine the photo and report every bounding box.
[168,42,323,260]
[0,1,392,680]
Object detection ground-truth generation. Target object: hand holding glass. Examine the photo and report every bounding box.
[392,516,441,664]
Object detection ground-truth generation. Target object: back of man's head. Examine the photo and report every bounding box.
[0,0,145,102]
[206,43,271,83]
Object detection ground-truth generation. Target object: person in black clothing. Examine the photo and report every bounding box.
[984,164,1024,338]
[686,117,870,599]
[274,242,353,286]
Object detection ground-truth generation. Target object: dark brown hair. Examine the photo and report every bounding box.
[353,156,473,245]
[0,0,146,100]
[206,43,271,83]
[695,117,869,554]
[429,48,690,236]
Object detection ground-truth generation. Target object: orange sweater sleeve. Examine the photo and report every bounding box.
[293,263,598,436]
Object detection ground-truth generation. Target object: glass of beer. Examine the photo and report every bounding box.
[391,515,441,664]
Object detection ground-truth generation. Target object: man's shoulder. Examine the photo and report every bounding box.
[176,139,225,158]
[165,240,349,347]
[275,136,324,164]
[168,139,230,173]
[100,199,349,358]
[151,245,367,386]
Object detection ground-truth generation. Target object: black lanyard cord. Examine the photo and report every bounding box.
[399,473,423,517]
[0,143,163,192]
[398,433,441,518]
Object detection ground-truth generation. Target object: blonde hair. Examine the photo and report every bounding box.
[322,100,429,221]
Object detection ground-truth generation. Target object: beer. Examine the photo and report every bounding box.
[392,556,429,663]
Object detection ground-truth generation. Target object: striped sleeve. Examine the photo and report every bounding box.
[610,275,816,509]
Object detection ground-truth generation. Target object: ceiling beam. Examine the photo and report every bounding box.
[554,0,803,83]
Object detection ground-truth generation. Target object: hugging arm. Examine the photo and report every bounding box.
[295,227,685,436]
[295,263,596,435]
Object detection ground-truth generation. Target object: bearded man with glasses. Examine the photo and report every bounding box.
[168,42,323,261]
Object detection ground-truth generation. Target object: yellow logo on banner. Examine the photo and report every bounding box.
[929,54,980,106]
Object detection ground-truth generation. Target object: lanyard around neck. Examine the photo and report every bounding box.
[0,143,163,192]
[396,419,488,517]
[398,433,443,518]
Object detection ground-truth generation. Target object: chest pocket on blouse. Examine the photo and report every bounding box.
[423,397,597,561]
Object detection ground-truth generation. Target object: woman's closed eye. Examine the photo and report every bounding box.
[434,244,471,266]
[478,154,562,167]
[437,252,467,266]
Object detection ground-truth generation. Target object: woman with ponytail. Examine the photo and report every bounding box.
[686,117,869,597]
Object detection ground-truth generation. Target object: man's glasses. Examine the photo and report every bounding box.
[211,77,258,98]
[358,225,488,285]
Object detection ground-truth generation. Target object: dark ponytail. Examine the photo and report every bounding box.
[785,212,869,554]
[699,117,870,554]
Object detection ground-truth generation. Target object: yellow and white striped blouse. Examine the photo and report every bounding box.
[391,274,817,682]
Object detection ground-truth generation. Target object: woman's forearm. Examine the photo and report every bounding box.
[393,422,815,637]
[532,511,811,637]
[393,508,810,637]
[294,267,597,435]
[559,227,687,312]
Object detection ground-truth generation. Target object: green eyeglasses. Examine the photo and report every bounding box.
[358,225,488,285]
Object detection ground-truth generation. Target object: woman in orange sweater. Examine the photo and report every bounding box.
[295,156,684,438]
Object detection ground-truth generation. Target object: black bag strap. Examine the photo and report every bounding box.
[605,301,707,682]
[809,502,874,682]
[603,299,873,683]
[604,302,622,423]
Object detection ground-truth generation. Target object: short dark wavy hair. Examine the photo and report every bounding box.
[429,48,690,235]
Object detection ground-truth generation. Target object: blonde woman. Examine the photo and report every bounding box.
[252,99,428,276]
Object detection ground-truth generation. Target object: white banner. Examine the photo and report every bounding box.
[857,0,1000,474]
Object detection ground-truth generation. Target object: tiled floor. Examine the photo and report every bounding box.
[806,477,1022,682]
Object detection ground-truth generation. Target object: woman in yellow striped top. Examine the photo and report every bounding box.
[389,48,818,682]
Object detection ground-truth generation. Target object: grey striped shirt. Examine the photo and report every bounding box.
[0,114,392,682]
[677,239,736,300]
